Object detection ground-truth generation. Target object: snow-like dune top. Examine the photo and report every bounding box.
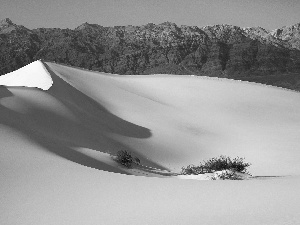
[0,60,53,90]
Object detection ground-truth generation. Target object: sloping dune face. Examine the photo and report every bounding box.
[35,61,300,176]
[1,61,300,225]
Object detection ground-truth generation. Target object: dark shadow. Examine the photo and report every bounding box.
[0,90,129,174]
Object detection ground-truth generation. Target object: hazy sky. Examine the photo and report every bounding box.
[1,0,300,30]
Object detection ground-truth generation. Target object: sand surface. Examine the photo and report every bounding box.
[1,60,300,225]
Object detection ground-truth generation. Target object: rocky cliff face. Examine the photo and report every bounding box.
[271,23,300,50]
[1,18,300,90]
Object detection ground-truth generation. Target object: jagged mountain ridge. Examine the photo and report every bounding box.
[1,18,300,90]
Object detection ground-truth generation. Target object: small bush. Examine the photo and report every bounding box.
[115,150,140,168]
[211,170,243,180]
[181,155,251,175]
[180,164,208,175]
[203,155,250,173]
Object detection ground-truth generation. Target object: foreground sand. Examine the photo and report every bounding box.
[1,61,300,224]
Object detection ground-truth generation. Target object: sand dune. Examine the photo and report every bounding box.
[1,60,300,225]
[0,61,53,90]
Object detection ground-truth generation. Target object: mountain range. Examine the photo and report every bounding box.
[1,18,300,90]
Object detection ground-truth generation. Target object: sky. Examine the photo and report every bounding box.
[1,0,300,30]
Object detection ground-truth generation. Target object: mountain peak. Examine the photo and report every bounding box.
[75,22,90,30]
[0,18,14,27]
[0,18,18,33]
[75,22,104,31]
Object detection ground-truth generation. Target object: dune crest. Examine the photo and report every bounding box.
[0,60,53,90]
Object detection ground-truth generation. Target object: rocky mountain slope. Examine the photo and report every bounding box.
[1,18,300,90]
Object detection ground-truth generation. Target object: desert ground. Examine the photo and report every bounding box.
[1,60,300,225]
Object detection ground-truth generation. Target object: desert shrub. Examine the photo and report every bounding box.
[181,155,251,175]
[211,170,243,180]
[180,164,208,175]
[203,155,250,173]
[115,150,140,168]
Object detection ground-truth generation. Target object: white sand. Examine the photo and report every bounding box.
[0,61,53,90]
[1,60,300,225]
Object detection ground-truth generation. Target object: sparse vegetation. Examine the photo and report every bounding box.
[180,155,251,176]
[211,170,243,180]
[115,150,140,168]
